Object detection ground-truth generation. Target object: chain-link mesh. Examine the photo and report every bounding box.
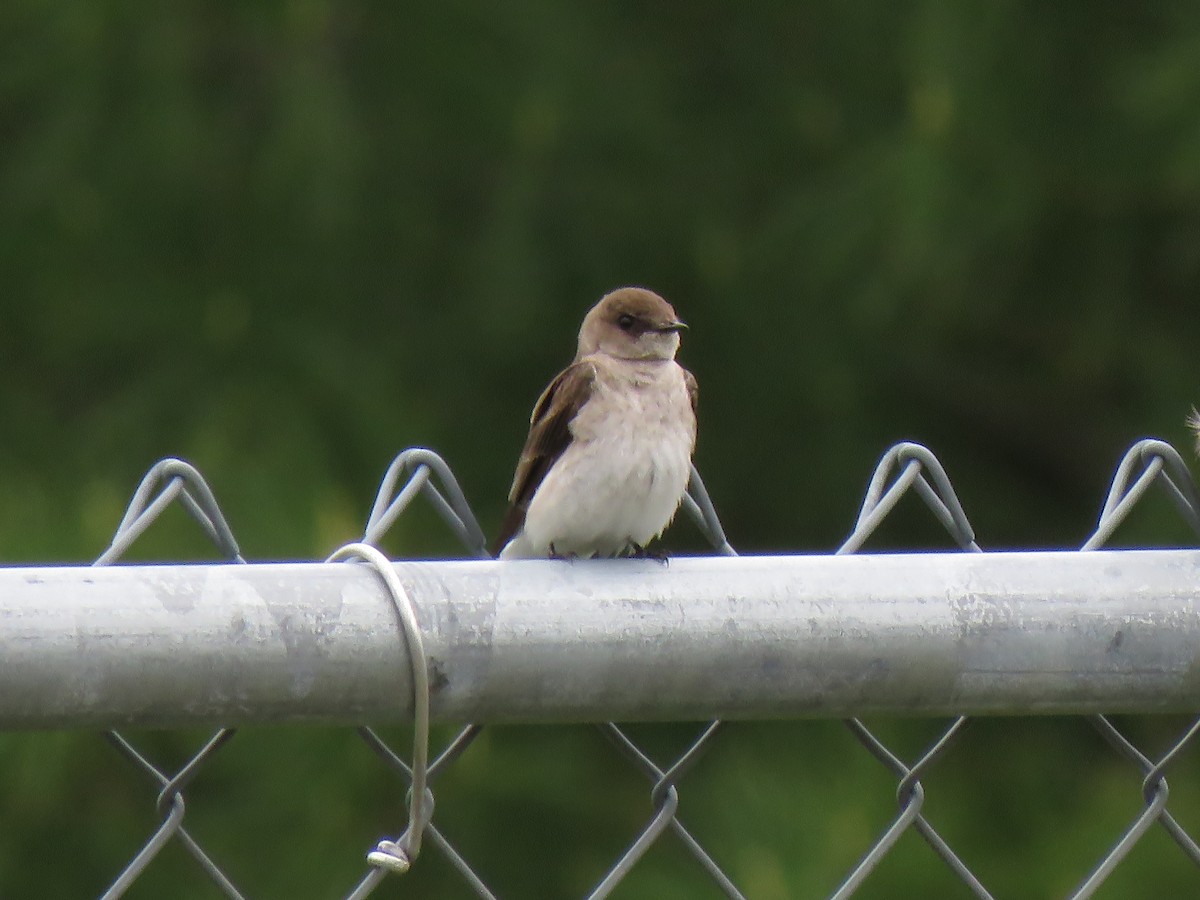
[3,439,1200,897]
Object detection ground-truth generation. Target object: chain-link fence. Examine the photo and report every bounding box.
[2,439,1200,897]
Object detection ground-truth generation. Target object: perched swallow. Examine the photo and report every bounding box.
[494,287,698,559]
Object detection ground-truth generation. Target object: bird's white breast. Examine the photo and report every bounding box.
[510,358,696,558]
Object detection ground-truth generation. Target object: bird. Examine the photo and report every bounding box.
[1189,407,1200,457]
[493,287,698,560]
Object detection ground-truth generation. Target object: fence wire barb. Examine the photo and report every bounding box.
[95,460,247,899]
[839,441,980,554]
[3,439,1200,897]
[1066,438,1200,897]
[97,457,244,565]
[1083,439,1200,549]
[364,447,489,556]
[831,441,988,897]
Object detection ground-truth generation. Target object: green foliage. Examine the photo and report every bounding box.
[2,1,1200,896]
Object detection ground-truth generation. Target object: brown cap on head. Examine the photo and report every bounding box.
[577,287,687,361]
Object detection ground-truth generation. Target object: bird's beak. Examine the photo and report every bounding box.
[657,319,688,333]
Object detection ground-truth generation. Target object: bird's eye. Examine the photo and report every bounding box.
[617,314,635,331]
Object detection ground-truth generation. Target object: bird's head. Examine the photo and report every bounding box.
[577,287,687,361]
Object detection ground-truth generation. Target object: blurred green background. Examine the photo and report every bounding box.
[3,1,1200,897]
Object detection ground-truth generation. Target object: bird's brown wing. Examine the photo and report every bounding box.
[683,367,698,421]
[492,360,597,555]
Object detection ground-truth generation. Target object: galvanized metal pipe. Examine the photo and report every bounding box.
[1,550,1199,729]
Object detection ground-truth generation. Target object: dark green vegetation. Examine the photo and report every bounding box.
[2,3,1200,897]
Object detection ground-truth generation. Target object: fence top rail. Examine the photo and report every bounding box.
[2,549,1199,730]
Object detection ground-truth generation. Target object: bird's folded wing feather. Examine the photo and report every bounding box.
[492,360,597,555]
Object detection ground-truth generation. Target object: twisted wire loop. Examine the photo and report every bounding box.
[96,458,245,565]
[589,465,745,898]
[1082,439,1200,550]
[832,442,991,898]
[94,459,246,900]
[839,442,980,555]
[363,447,489,556]
[327,544,431,880]
[1067,439,1200,896]
[347,448,494,899]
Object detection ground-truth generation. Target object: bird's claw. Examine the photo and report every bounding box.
[628,543,670,565]
[548,543,579,561]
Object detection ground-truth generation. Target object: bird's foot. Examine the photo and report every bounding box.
[628,543,670,565]
[548,543,579,561]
